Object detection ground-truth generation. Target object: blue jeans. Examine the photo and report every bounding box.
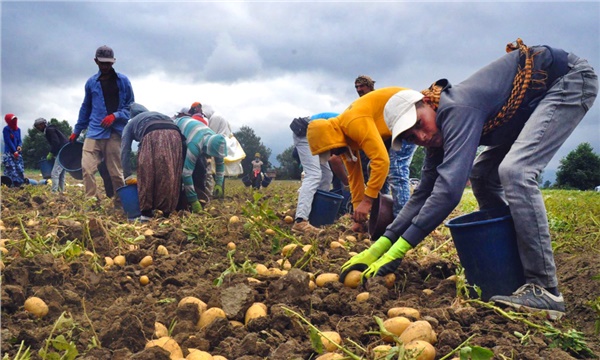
[293,133,333,220]
[387,141,417,217]
[470,53,598,288]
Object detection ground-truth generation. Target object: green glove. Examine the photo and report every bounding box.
[46,152,54,161]
[361,237,412,281]
[190,200,202,213]
[213,184,224,199]
[339,236,392,283]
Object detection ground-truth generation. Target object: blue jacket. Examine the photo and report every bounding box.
[3,126,21,153]
[75,70,134,139]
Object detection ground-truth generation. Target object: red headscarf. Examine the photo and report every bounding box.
[4,113,18,131]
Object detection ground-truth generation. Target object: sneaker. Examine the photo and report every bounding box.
[291,220,323,235]
[489,284,565,320]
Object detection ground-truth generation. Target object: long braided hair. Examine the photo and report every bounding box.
[420,38,547,135]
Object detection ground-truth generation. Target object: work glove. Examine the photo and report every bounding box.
[100,114,116,128]
[69,133,78,143]
[361,237,412,281]
[190,200,202,214]
[13,152,19,159]
[125,176,137,186]
[213,184,224,199]
[46,152,54,161]
[339,236,392,283]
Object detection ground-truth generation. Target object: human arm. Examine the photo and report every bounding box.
[328,155,348,187]
[120,122,135,179]
[74,79,94,135]
[3,128,18,154]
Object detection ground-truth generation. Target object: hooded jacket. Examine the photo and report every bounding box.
[307,87,409,208]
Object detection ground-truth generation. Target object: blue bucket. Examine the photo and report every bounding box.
[445,206,525,301]
[39,159,54,179]
[58,142,84,180]
[309,190,344,227]
[116,184,142,220]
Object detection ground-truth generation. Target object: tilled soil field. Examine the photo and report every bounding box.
[1,179,599,359]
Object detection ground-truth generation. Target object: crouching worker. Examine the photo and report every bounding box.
[121,103,185,220]
[33,117,68,193]
[339,39,597,320]
[175,115,227,213]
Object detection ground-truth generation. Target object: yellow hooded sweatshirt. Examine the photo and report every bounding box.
[307,86,408,209]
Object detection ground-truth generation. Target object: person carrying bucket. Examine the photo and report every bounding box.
[2,113,26,187]
[34,118,69,193]
[338,39,598,320]
[120,103,185,221]
[290,112,348,235]
[175,114,227,213]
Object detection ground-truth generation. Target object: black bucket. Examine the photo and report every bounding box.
[1,176,13,187]
[57,142,84,180]
[261,174,272,188]
[241,174,252,187]
[39,159,54,179]
[445,206,525,301]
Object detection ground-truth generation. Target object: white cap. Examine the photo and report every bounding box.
[383,89,424,150]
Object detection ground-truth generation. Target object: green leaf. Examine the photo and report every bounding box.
[309,327,324,354]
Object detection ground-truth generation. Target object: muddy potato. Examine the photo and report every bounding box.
[330,241,343,249]
[186,349,213,360]
[281,243,298,256]
[276,258,292,270]
[342,270,362,288]
[24,296,49,318]
[315,273,339,287]
[178,296,207,319]
[145,336,183,359]
[283,215,294,224]
[308,280,316,291]
[315,353,344,360]
[320,331,342,352]
[405,340,436,360]
[104,256,114,267]
[381,316,412,343]
[113,255,126,267]
[383,273,396,288]
[356,292,369,303]
[399,320,436,345]
[387,306,421,320]
[229,320,244,328]
[255,264,268,275]
[302,244,313,252]
[139,255,153,268]
[139,275,150,285]
[198,307,227,329]
[372,344,393,360]
[228,216,240,224]
[156,245,169,255]
[245,302,268,325]
[265,228,276,235]
[154,322,169,338]
[226,242,236,251]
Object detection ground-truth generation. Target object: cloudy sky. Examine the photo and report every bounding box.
[2,1,599,183]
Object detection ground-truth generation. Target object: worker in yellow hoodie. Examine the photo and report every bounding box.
[307,86,414,233]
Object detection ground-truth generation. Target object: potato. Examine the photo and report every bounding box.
[308,280,316,291]
[154,322,169,338]
[387,307,421,320]
[229,320,244,328]
[342,270,362,288]
[399,320,436,345]
[330,241,343,249]
[226,242,236,250]
[139,255,153,268]
[265,228,276,235]
[302,244,313,252]
[405,340,436,360]
[156,245,169,255]
[255,264,268,275]
[283,215,294,224]
[381,316,411,343]
[140,275,150,286]
[198,307,227,329]
[315,273,339,287]
[245,302,268,325]
[281,243,298,256]
[320,331,342,352]
[144,229,154,236]
[267,267,285,276]
[146,336,183,359]
[0,260,4,271]
[345,235,356,242]
[356,292,369,303]
[383,273,396,288]
[178,296,207,319]
[229,216,240,224]
[104,256,114,267]
[315,353,344,360]
[113,255,126,266]
[247,277,262,284]
[186,349,213,360]
[372,344,393,360]
[24,296,49,318]
[276,258,292,270]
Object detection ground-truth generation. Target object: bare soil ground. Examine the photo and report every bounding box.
[1,179,598,359]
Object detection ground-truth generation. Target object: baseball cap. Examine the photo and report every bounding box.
[383,89,424,150]
[95,45,115,63]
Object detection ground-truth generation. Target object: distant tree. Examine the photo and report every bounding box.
[409,146,425,178]
[276,145,302,180]
[21,119,72,169]
[543,180,552,189]
[555,142,600,190]
[234,126,272,175]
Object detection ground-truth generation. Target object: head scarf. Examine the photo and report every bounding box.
[4,113,18,131]
[130,103,149,118]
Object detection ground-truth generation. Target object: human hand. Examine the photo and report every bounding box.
[69,133,78,143]
[16,146,22,151]
[352,199,372,224]
[361,237,412,281]
[213,184,223,198]
[100,114,116,128]
[339,236,392,283]
[125,176,137,186]
[13,152,19,159]
[351,221,367,233]
[190,200,202,213]
[46,152,54,161]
